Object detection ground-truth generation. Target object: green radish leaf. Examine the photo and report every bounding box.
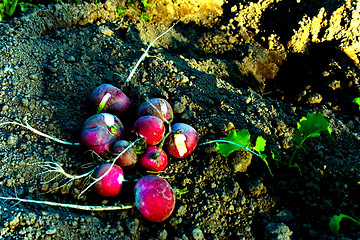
[141,0,152,9]
[293,131,303,146]
[271,149,282,168]
[297,112,333,140]
[329,214,343,236]
[329,214,360,236]
[216,129,250,157]
[354,97,360,110]
[174,187,188,199]
[253,136,266,154]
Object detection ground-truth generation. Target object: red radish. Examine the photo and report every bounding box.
[139,146,168,171]
[112,140,137,167]
[165,123,198,158]
[137,98,173,122]
[134,175,175,222]
[133,116,165,145]
[93,163,124,197]
[90,84,131,116]
[80,113,124,155]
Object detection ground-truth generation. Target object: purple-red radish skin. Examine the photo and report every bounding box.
[80,113,124,155]
[90,84,131,116]
[134,175,175,222]
[134,116,165,145]
[137,98,173,122]
[165,123,198,158]
[139,146,168,171]
[93,163,124,197]
[112,140,138,167]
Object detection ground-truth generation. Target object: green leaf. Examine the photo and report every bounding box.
[174,187,188,199]
[329,214,360,236]
[8,0,18,15]
[271,149,282,168]
[293,131,303,146]
[354,97,360,111]
[141,0,152,9]
[18,2,36,12]
[253,136,266,154]
[297,112,332,140]
[216,129,250,157]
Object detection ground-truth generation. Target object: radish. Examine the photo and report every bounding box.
[139,146,168,171]
[137,98,173,122]
[80,113,124,155]
[93,163,124,197]
[112,140,138,167]
[90,84,131,116]
[165,123,198,158]
[133,116,165,145]
[134,175,175,222]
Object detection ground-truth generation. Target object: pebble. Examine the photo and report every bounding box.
[7,135,18,147]
[98,26,114,36]
[45,228,56,235]
[2,105,9,111]
[192,228,204,240]
[65,56,76,62]
[157,229,168,240]
[173,101,186,114]
[126,218,139,235]
[265,222,293,240]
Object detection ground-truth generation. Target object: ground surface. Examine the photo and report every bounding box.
[0,0,360,239]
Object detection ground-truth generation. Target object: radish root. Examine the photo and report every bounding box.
[0,121,80,146]
[35,138,141,198]
[0,196,133,211]
[125,20,180,84]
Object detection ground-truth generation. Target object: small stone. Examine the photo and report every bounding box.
[7,135,18,147]
[98,26,114,37]
[307,93,322,104]
[65,56,75,62]
[328,80,340,90]
[265,223,293,240]
[173,101,186,114]
[157,229,168,240]
[180,75,189,83]
[231,150,252,173]
[29,74,39,81]
[192,228,204,240]
[21,98,29,107]
[2,105,9,111]
[126,218,139,235]
[45,228,56,235]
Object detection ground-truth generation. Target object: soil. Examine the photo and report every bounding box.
[0,0,360,239]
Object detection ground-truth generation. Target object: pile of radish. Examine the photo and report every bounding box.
[80,83,198,222]
[0,24,197,224]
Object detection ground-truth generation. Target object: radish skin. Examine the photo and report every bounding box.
[166,123,198,158]
[134,116,165,146]
[139,146,168,171]
[93,163,124,197]
[134,175,175,222]
[80,113,124,155]
[112,140,138,167]
[90,84,131,116]
[137,98,174,122]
